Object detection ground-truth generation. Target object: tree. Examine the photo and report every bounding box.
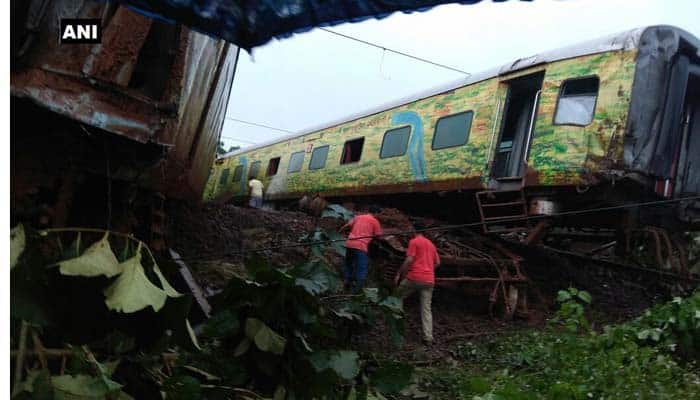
[216,142,240,156]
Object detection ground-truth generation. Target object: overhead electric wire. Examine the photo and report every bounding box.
[174,195,700,263]
[225,117,294,133]
[318,27,471,76]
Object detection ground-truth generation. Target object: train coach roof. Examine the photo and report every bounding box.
[222,25,697,159]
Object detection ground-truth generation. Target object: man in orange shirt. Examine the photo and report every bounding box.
[394,222,440,345]
[339,206,383,293]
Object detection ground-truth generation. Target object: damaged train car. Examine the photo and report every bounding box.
[11,0,239,246]
[206,25,700,267]
[207,26,700,221]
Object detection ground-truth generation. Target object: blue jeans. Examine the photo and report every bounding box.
[249,196,263,208]
[343,248,368,293]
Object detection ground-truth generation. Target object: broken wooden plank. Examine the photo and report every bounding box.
[169,248,212,318]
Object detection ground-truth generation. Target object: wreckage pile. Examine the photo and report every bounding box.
[168,202,544,354]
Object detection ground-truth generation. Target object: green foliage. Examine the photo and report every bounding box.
[550,288,591,333]
[185,255,409,399]
[11,228,194,397]
[625,291,700,359]
[370,360,414,394]
[420,290,700,400]
[322,204,355,221]
[17,347,132,399]
[11,226,412,399]
[301,228,347,258]
[57,233,121,278]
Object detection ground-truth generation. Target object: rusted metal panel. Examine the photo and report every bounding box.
[11,2,177,144]
[12,68,164,142]
[153,32,239,200]
[82,7,152,86]
[12,0,240,200]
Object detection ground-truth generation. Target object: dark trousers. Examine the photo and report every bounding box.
[343,248,369,293]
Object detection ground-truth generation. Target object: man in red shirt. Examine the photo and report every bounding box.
[339,206,383,293]
[394,222,440,345]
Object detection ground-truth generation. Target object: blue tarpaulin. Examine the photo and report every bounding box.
[113,0,533,49]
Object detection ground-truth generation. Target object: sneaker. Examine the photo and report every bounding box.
[422,339,434,347]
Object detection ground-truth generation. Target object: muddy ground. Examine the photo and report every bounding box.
[167,202,668,357]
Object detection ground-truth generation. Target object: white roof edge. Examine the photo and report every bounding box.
[221,25,660,159]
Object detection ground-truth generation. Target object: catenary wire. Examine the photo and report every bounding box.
[174,195,700,263]
[318,28,471,76]
[224,117,295,133]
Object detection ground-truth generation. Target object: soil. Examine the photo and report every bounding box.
[166,201,671,358]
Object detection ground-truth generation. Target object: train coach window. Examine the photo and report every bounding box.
[288,151,305,173]
[341,138,364,164]
[432,111,473,150]
[219,168,230,186]
[249,161,261,178]
[554,76,599,126]
[267,157,281,176]
[309,145,330,170]
[380,126,411,158]
[232,165,243,182]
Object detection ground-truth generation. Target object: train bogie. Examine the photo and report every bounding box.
[205,26,700,230]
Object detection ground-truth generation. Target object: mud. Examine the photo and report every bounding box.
[166,201,672,354]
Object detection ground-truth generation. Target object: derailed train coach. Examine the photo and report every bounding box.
[206,25,700,229]
[11,0,239,241]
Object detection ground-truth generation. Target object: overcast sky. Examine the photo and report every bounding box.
[219,0,700,150]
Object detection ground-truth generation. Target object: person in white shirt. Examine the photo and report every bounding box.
[248,178,264,208]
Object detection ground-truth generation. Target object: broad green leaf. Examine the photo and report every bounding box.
[52,374,122,398]
[153,264,182,297]
[186,319,202,350]
[363,288,379,302]
[379,296,403,313]
[322,204,354,221]
[20,369,52,399]
[10,224,25,269]
[577,291,592,304]
[103,360,120,376]
[203,310,240,338]
[234,337,252,356]
[58,233,121,278]
[245,318,286,355]
[162,375,201,400]
[295,277,326,296]
[637,329,651,340]
[309,350,360,380]
[556,290,572,302]
[274,385,287,400]
[103,245,167,313]
[293,260,341,294]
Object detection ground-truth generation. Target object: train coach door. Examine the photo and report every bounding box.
[491,72,544,184]
[675,66,700,196]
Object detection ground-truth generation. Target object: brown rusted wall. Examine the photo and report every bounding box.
[12,2,170,143]
[11,0,239,200]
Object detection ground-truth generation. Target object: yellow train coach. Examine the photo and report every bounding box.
[206,25,700,226]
